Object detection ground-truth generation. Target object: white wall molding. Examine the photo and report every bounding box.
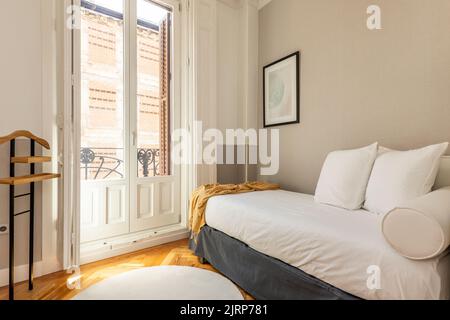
[0,229,188,286]
[217,0,241,10]
[80,230,190,265]
[0,258,60,287]
[192,0,218,186]
[258,0,271,10]
[218,0,259,10]
[61,0,77,271]
[240,0,260,181]
[41,0,63,276]
[240,1,259,131]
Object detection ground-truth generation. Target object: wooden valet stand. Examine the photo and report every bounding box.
[0,131,60,300]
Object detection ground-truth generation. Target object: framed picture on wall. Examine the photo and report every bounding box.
[263,51,300,128]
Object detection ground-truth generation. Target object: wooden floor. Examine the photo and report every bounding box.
[0,239,252,300]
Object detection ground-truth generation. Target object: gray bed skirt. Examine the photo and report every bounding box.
[189,226,359,300]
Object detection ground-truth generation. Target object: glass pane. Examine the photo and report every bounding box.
[136,0,172,178]
[80,0,125,181]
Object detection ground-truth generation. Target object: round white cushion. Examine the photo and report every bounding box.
[382,187,450,260]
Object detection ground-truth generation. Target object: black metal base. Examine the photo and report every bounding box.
[8,139,35,300]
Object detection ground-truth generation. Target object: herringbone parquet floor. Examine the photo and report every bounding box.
[0,239,252,300]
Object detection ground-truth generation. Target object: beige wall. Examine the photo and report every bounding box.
[259,0,450,194]
[0,0,45,270]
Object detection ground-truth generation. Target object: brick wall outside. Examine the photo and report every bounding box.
[80,9,164,179]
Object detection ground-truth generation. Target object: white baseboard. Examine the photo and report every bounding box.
[80,230,190,265]
[0,257,61,288]
[0,231,189,289]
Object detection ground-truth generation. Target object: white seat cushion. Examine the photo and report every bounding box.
[315,143,378,210]
[364,143,449,215]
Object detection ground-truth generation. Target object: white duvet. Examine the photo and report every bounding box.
[205,190,450,300]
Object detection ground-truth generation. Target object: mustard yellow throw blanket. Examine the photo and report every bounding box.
[189,182,280,238]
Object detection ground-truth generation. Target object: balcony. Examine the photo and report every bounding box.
[81,147,160,180]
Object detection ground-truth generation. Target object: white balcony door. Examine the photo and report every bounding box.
[78,0,181,244]
[130,0,181,233]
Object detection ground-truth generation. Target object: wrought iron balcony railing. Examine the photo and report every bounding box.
[137,148,160,178]
[80,147,160,180]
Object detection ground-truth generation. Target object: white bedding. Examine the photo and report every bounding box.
[205,190,450,300]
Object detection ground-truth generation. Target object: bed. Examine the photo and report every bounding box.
[189,190,450,300]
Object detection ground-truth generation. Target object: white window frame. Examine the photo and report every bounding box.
[63,0,194,269]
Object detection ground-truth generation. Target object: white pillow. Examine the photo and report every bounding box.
[364,143,449,215]
[382,187,450,260]
[315,143,378,210]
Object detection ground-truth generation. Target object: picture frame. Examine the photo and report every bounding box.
[263,51,300,128]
